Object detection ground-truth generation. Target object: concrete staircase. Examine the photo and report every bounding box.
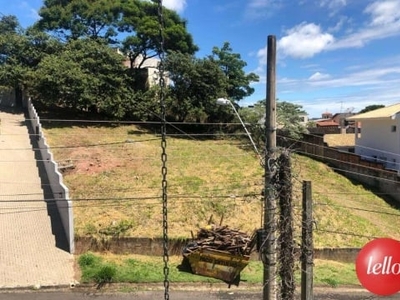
[0,110,75,288]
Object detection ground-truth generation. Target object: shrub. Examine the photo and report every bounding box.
[94,264,117,284]
[78,252,99,267]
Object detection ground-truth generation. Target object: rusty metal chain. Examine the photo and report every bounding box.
[157,1,169,299]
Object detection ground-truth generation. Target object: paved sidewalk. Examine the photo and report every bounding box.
[0,109,75,288]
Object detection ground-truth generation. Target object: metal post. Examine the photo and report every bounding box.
[263,35,277,300]
[301,181,313,300]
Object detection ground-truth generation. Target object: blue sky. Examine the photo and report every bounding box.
[2,0,400,118]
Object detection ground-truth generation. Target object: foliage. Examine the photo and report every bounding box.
[121,0,198,69]
[165,51,229,122]
[31,38,131,118]
[37,0,197,69]
[0,15,20,34]
[78,252,100,267]
[164,43,259,123]
[37,0,123,42]
[2,10,256,123]
[239,100,308,149]
[358,104,385,114]
[210,42,259,102]
[78,252,117,285]
[0,16,61,91]
[94,264,117,285]
[276,100,308,141]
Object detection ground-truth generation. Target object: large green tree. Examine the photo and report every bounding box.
[276,100,307,140]
[37,0,197,64]
[165,51,228,122]
[210,42,259,102]
[239,100,307,148]
[36,0,197,92]
[31,38,131,118]
[121,0,198,69]
[37,0,122,42]
[0,15,60,96]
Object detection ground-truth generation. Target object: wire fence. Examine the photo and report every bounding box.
[2,112,400,298]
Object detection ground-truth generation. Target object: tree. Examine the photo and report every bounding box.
[31,38,131,118]
[121,0,198,69]
[0,15,61,98]
[37,0,122,42]
[239,99,307,148]
[36,0,198,92]
[358,104,385,114]
[210,42,259,102]
[276,100,308,140]
[0,15,20,34]
[37,0,197,65]
[165,51,228,122]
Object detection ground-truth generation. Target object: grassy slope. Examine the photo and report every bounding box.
[43,124,400,248]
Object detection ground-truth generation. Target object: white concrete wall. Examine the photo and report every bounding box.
[355,117,400,171]
[25,98,75,253]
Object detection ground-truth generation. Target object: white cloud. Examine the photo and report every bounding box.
[245,0,283,20]
[258,1,400,59]
[278,23,335,58]
[162,0,187,13]
[330,0,400,49]
[309,72,331,81]
[318,0,347,16]
[365,0,400,26]
[319,0,346,10]
[308,67,400,88]
[328,16,350,32]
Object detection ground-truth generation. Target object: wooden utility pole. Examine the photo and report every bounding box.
[263,35,277,300]
[301,181,314,300]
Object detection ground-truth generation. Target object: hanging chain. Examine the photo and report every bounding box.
[157,1,169,300]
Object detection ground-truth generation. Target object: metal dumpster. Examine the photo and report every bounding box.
[184,248,250,283]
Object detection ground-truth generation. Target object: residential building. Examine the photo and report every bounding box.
[347,103,400,172]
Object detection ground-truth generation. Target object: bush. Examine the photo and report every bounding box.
[94,264,117,284]
[78,252,99,267]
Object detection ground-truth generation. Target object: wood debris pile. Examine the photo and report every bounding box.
[184,225,256,256]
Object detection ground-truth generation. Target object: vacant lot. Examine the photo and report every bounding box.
[43,123,400,247]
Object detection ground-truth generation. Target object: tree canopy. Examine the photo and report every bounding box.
[165,51,228,122]
[37,0,198,68]
[358,104,385,114]
[31,38,130,118]
[239,100,307,148]
[37,0,123,42]
[210,42,259,102]
[0,6,259,124]
[0,16,61,92]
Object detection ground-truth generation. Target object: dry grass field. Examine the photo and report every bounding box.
[43,123,400,248]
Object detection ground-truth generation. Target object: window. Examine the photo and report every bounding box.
[391,125,397,132]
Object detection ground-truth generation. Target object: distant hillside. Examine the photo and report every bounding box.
[43,124,400,248]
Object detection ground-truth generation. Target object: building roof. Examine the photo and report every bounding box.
[347,103,400,120]
[316,120,339,127]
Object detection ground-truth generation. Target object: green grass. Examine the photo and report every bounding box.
[78,252,359,286]
[42,123,400,247]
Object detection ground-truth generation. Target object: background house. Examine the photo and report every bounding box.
[347,103,400,172]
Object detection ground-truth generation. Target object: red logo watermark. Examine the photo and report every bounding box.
[356,238,400,296]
